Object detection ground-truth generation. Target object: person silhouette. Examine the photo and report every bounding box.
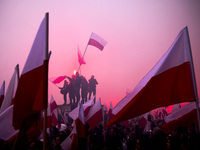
[88,75,98,103]
[74,72,81,104]
[80,75,89,103]
[59,80,69,105]
[67,75,75,104]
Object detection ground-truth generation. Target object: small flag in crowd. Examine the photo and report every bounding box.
[0,65,19,113]
[49,75,67,84]
[86,98,103,131]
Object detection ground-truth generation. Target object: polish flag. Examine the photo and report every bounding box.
[50,95,58,126]
[13,13,49,130]
[86,98,103,131]
[0,65,19,113]
[61,123,78,150]
[108,101,114,121]
[0,105,19,141]
[44,95,58,128]
[161,101,199,133]
[75,103,87,139]
[49,75,67,84]
[105,27,197,127]
[78,45,86,65]
[68,96,95,120]
[88,32,107,51]
[0,81,5,109]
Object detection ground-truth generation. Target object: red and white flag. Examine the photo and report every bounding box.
[0,65,19,113]
[62,104,86,149]
[0,81,5,109]
[161,101,199,133]
[68,96,95,120]
[105,27,197,127]
[86,98,103,131]
[108,101,114,121]
[44,95,58,128]
[50,95,58,126]
[0,105,19,141]
[88,32,107,51]
[49,75,67,84]
[75,102,87,138]
[78,45,86,65]
[13,13,49,129]
[61,123,78,150]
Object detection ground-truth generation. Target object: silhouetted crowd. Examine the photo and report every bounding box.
[59,72,98,105]
[2,110,200,150]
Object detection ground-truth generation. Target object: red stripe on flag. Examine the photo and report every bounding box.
[51,101,57,112]
[13,60,48,129]
[88,39,104,51]
[52,76,66,84]
[86,109,103,131]
[107,62,195,126]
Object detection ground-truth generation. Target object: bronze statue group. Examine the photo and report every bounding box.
[59,72,98,105]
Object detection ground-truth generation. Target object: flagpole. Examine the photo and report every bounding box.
[77,44,89,73]
[12,65,20,150]
[186,27,200,133]
[43,12,49,150]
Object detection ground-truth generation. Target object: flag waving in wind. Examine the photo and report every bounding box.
[105,27,197,127]
[49,76,67,84]
[0,64,19,113]
[86,98,103,131]
[13,13,49,130]
[88,32,107,51]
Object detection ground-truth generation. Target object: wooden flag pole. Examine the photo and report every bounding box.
[43,12,49,150]
[77,32,93,73]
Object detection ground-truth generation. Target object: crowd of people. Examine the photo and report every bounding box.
[2,111,200,150]
[59,72,98,105]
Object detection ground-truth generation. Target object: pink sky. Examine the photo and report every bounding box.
[0,1,200,108]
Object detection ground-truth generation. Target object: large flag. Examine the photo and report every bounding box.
[88,32,107,51]
[78,45,86,65]
[161,101,199,133]
[0,64,19,113]
[105,27,197,127]
[86,98,103,131]
[68,96,95,120]
[0,81,5,109]
[49,75,67,84]
[13,13,49,129]
[0,105,19,141]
